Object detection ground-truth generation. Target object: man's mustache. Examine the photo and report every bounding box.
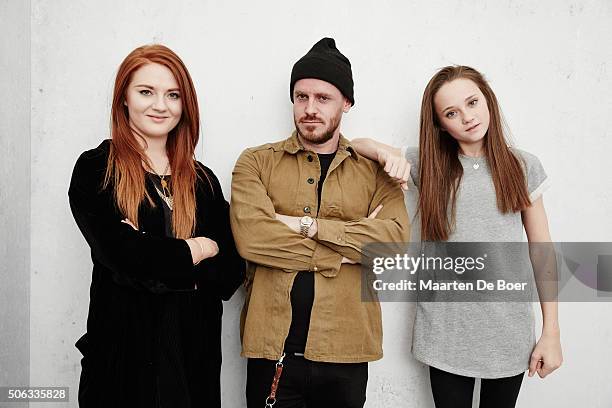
[299,116,324,123]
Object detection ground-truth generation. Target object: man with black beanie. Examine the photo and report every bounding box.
[230,37,410,408]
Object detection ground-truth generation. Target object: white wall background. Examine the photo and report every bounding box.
[6,0,611,406]
[1,2,30,408]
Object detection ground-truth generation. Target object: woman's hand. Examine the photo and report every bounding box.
[351,138,409,190]
[376,148,411,191]
[529,329,563,378]
[186,237,219,265]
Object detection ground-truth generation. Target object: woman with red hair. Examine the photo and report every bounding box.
[68,44,244,407]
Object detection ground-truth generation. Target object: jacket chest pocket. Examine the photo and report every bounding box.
[267,174,317,217]
[319,171,374,220]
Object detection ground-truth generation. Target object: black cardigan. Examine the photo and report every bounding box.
[69,139,244,408]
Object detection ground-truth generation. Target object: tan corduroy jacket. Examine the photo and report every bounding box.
[230,132,410,363]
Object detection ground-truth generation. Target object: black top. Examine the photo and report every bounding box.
[147,173,173,237]
[284,151,336,354]
[68,140,245,407]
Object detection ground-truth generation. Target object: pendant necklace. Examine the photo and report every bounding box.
[151,161,173,210]
[461,153,482,170]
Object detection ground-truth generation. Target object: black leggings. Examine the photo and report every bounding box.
[429,366,524,408]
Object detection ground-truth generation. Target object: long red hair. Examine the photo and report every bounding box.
[419,66,531,241]
[104,44,201,239]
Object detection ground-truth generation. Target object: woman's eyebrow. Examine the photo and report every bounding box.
[133,84,180,92]
[442,94,477,112]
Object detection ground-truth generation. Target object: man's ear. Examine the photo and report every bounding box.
[343,98,352,113]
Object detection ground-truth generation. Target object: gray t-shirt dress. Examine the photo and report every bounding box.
[402,146,549,378]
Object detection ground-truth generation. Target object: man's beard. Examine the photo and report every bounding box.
[294,112,341,145]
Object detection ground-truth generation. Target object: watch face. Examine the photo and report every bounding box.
[301,216,314,226]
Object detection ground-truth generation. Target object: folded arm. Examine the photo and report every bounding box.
[229,149,343,274]
[192,165,246,300]
[314,165,410,263]
[68,152,196,292]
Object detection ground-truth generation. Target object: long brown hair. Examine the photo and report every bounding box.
[104,44,201,239]
[419,66,531,241]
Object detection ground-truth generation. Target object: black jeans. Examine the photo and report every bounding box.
[429,366,524,408]
[246,355,368,408]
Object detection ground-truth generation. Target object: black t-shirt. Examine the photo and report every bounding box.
[284,151,336,354]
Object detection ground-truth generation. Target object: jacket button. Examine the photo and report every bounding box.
[307,178,315,184]
[303,206,311,213]
[307,155,314,162]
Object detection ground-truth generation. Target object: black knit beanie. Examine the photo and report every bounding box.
[290,37,354,106]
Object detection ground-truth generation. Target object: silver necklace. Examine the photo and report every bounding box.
[460,153,483,170]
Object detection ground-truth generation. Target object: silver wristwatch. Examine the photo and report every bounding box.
[299,216,315,237]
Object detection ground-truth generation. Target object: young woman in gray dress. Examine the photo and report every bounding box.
[352,66,562,408]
